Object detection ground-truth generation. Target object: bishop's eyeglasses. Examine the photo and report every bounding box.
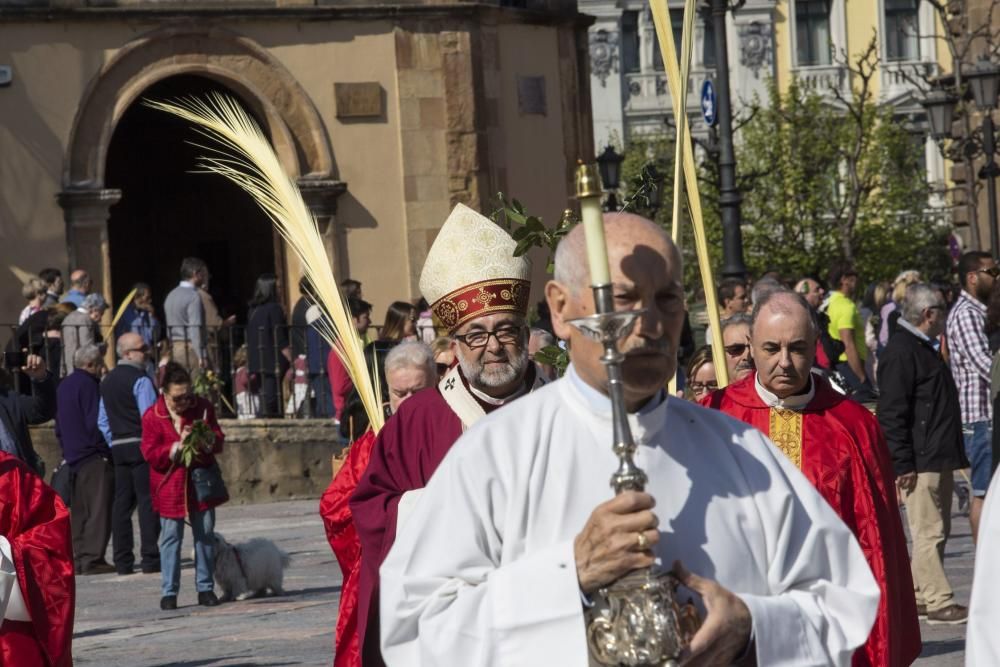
[453,325,524,349]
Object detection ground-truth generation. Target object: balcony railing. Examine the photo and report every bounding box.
[624,68,715,116]
[791,64,848,96]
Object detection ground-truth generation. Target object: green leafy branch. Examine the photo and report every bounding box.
[490,193,576,273]
[180,420,214,467]
[533,344,569,376]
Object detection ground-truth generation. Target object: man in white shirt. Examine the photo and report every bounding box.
[379,213,879,666]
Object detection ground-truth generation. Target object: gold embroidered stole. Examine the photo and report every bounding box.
[768,407,804,469]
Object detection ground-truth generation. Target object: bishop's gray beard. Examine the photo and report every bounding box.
[459,347,529,391]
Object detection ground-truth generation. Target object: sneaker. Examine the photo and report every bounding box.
[926,604,968,625]
[916,603,927,617]
[160,596,177,611]
[198,591,220,607]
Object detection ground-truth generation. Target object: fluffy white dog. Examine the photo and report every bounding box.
[211,533,290,601]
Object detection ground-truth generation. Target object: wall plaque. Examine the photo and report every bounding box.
[335,82,384,119]
[517,76,547,116]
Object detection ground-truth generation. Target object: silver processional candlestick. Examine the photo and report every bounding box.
[568,162,695,667]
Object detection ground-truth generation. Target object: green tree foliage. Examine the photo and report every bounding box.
[736,38,950,283]
[619,37,951,287]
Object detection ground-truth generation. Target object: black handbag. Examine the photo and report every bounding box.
[190,461,228,504]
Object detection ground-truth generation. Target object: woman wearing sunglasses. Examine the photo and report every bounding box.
[141,362,227,611]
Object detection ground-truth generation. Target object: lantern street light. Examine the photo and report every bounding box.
[596,144,624,211]
[921,88,957,141]
[966,58,1000,258]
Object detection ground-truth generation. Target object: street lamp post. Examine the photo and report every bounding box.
[596,144,624,211]
[710,0,746,279]
[967,59,1000,257]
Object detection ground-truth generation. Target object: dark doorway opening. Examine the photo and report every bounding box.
[105,74,282,327]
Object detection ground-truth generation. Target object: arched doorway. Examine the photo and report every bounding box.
[104,74,280,322]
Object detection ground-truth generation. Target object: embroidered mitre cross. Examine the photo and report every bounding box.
[768,407,803,469]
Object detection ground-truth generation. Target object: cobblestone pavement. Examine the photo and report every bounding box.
[73,497,975,666]
[75,499,340,667]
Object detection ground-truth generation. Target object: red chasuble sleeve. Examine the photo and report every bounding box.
[703,377,920,667]
[0,451,75,667]
[319,430,377,667]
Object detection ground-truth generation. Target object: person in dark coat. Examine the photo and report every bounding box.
[0,353,56,475]
[878,283,970,625]
[246,273,290,417]
[55,343,113,575]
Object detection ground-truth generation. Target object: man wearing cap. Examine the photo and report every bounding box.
[350,203,546,666]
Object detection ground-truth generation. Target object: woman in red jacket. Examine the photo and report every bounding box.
[141,362,227,610]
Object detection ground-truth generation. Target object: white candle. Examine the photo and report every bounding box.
[580,195,611,286]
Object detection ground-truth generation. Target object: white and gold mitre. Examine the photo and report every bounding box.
[419,203,532,333]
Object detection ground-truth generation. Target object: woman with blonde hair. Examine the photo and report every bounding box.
[684,345,717,401]
[878,270,921,351]
[18,278,47,325]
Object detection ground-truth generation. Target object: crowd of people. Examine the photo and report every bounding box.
[5,206,1000,665]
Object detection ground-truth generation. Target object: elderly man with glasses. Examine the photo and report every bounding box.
[720,313,754,382]
[349,204,546,667]
[98,332,160,576]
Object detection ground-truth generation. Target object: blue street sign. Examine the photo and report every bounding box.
[701,80,717,127]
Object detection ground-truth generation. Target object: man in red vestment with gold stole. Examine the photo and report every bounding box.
[348,203,546,667]
[0,450,75,666]
[702,289,920,667]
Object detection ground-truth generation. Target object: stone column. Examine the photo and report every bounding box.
[297,178,348,284]
[56,187,122,307]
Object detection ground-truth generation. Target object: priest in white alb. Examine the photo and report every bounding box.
[379,213,879,666]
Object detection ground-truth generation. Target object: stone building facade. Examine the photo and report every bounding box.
[0,0,593,323]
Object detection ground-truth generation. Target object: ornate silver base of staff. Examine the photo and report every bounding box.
[569,292,687,667]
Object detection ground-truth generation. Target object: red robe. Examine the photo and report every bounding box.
[0,451,75,667]
[320,429,377,667]
[703,375,920,667]
[349,365,541,667]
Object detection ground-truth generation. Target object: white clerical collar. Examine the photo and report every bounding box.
[754,373,814,411]
[468,377,528,406]
[566,363,665,416]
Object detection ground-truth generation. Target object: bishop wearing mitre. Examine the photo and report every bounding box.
[349,204,546,666]
[378,213,879,666]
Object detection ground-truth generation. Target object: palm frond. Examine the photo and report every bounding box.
[146,94,384,433]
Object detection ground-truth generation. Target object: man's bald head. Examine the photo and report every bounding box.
[750,289,818,398]
[546,212,685,411]
[116,332,145,358]
[553,212,680,292]
[750,289,818,339]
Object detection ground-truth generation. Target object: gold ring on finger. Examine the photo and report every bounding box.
[636,531,649,551]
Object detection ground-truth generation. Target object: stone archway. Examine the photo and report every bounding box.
[59,25,346,307]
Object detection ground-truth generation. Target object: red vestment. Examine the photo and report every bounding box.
[319,429,377,667]
[703,375,921,667]
[0,451,75,667]
[349,364,542,667]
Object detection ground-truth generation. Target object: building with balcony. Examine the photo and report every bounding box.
[584,0,964,244]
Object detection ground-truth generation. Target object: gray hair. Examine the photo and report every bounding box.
[384,341,436,379]
[720,312,752,334]
[73,343,103,369]
[901,283,942,325]
[749,288,819,338]
[529,328,556,348]
[81,293,108,312]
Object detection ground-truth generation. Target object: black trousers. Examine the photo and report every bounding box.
[111,442,160,572]
[71,455,114,571]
